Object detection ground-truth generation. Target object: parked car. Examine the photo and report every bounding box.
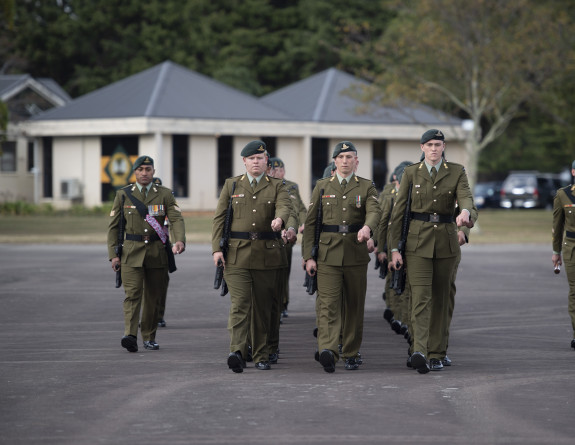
[474,181,502,209]
[499,171,566,209]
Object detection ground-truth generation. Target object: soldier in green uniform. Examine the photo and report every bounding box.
[552,160,575,350]
[378,162,412,336]
[442,202,479,368]
[268,157,307,318]
[212,141,292,372]
[108,156,186,353]
[265,156,298,364]
[390,129,474,374]
[304,141,381,372]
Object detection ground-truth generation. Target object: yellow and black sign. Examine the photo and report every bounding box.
[102,145,136,188]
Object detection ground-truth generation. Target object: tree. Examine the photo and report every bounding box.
[346,0,575,187]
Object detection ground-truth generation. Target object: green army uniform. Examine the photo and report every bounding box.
[552,184,575,342]
[445,204,478,362]
[107,180,185,347]
[303,171,381,365]
[377,184,407,328]
[282,178,307,313]
[212,173,292,366]
[267,185,299,360]
[389,159,474,365]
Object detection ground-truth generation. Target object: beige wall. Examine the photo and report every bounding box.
[0,137,34,202]
[189,135,217,210]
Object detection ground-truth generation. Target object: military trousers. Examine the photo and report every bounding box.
[283,243,294,311]
[268,265,287,355]
[446,251,462,352]
[406,254,457,360]
[317,263,368,361]
[121,264,169,342]
[224,266,279,364]
[564,257,575,336]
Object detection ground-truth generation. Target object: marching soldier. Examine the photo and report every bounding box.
[389,129,474,374]
[108,156,186,353]
[304,141,381,372]
[552,160,575,350]
[212,141,292,372]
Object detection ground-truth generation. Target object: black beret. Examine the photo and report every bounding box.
[133,155,154,170]
[322,161,336,178]
[241,140,267,157]
[394,161,411,184]
[420,129,445,144]
[269,157,284,169]
[332,141,357,158]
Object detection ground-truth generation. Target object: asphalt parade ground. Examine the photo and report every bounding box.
[1,243,574,445]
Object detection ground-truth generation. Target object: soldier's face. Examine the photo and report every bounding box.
[134,165,155,186]
[421,140,445,165]
[244,153,268,177]
[334,152,357,177]
[271,167,285,179]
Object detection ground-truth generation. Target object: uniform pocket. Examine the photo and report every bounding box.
[232,196,246,219]
[317,237,331,262]
[321,197,337,219]
[227,239,242,265]
[263,240,286,267]
[405,222,420,252]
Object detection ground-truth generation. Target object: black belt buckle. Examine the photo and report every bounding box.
[249,232,259,240]
[338,224,349,233]
[429,214,440,223]
[142,235,151,242]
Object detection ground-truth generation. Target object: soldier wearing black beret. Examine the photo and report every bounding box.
[304,141,382,372]
[108,156,186,353]
[212,140,293,372]
[389,129,475,373]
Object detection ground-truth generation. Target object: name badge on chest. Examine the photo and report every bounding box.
[148,204,165,216]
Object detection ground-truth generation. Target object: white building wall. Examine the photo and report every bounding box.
[189,135,217,210]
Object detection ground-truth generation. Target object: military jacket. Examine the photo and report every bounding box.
[284,179,307,227]
[212,174,291,270]
[107,183,186,267]
[303,173,381,266]
[552,185,575,258]
[377,183,397,253]
[389,161,474,259]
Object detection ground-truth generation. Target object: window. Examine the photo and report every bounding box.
[217,135,233,191]
[0,141,16,172]
[372,139,388,191]
[28,141,35,171]
[172,135,189,197]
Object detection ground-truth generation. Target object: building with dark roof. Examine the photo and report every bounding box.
[11,61,469,210]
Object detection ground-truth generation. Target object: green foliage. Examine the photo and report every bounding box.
[0,201,112,216]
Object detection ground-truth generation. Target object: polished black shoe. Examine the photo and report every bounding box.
[410,352,430,374]
[121,335,138,353]
[383,308,394,323]
[406,356,413,369]
[313,327,318,338]
[571,339,575,350]
[400,323,408,335]
[246,345,253,362]
[281,310,289,318]
[356,352,363,365]
[429,358,444,371]
[344,357,359,370]
[338,344,343,354]
[158,319,166,327]
[227,351,246,373]
[442,355,452,366]
[268,353,278,364]
[314,349,320,362]
[319,349,336,373]
[143,340,159,350]
[255,361,271,370]
[391,320,402,334]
